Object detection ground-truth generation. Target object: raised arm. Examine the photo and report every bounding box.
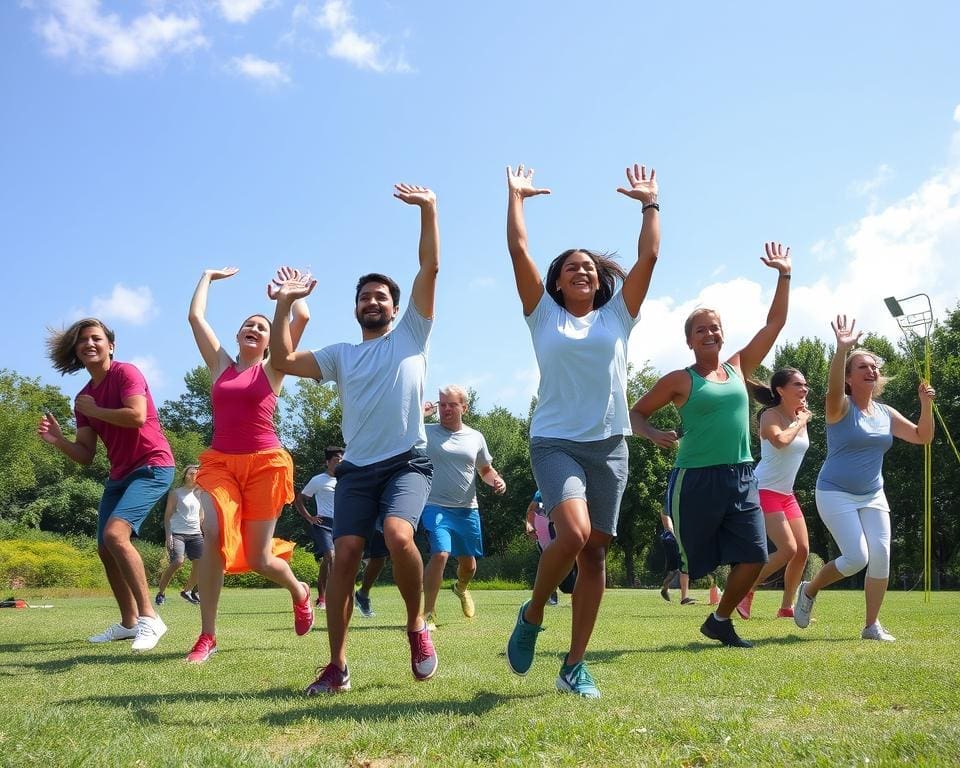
[268,271,323,379]
[629,370,686,449]
[616,163,661,317]
[889,382,936,445]
[394,184,439,319]
[506,165,550,315]
[825,315,861,423]
[37,413,97,466]
[729,243,792,378]
[265,267,311,388]
[188,268,238,376]
[760,406,812,448]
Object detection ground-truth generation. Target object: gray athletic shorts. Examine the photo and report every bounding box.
[529,435,628,536]
[168,532,204,562]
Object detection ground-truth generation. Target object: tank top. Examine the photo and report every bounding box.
[675,363,753,468]
[817,398,893,495]
[754,413,810,493]
[169,487,203,535]
[210,363,281,453]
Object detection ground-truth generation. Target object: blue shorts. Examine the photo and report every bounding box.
[309,517,334,559]
[665,463,767,580]
[422,504,483,557]
[98,465,175,546]
[333,448,433,544]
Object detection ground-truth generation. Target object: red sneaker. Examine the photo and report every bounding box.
[735,590,755,620]
[776,606,795,618]
[407,623,438,681]
[186,633,217,664]
[293,582,314,635]
[305,663,351,694]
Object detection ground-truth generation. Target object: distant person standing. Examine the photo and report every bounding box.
[421,386,506,629]
[658,512,693,605]
[156,464,204,606]
[294,447,344,610]
[40,318,175,651]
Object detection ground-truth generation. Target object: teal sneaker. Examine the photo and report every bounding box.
[506,600,543,676]
[556,659,600,699]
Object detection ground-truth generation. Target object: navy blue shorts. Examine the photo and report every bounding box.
[660,530,681,572]
[665,463,767,580]
[333,448,433,544]
[309,517,334,559]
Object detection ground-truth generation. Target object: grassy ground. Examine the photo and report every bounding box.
[1,586,958,767]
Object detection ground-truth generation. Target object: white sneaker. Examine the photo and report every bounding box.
[794,581,815,629]
[89,623,138,643]
[861,621,896,642]
[131,615,168,651]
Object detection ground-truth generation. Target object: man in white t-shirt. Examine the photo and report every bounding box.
[422,385,505,629]
[269,183,439,694]
[294,446,344,610]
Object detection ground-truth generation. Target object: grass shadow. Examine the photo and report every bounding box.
[0,650,190,675]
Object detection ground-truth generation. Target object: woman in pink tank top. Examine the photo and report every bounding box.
[184,267,313,664]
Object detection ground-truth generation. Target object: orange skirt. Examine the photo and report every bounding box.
[196,447,296,575]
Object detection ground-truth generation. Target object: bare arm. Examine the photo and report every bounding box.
[74,393,147,429]
[760,407,813,448]
[163,491,176,540]
[889,382,936,445]
[37,414,98,466]
[394,184,439,319]
[616,164,661,317]
[479,463,506,495]
[293,492,320,524]
[629,370,686,449]
[265,267,311,389]
[525,502,538,539]
[729,243,792,378]
[188,268,238,376]
[825,315,861,423]
[506,165,549,315]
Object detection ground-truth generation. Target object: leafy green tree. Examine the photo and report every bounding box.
[158,366,213,445]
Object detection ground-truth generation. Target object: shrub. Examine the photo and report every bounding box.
[0,539,105,589]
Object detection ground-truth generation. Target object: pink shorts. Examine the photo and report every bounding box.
[758,489,804,521]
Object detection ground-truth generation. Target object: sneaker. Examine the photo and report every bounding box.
[131,614,168,652]
[186,633,217,663]
[293,582,314,635]
[556,659,600,699]
[700,613,753,648]
[861,621,896,642]
[316,597,326,611]
[776,606,795,618]
[305,663,351,694]
[506,600,544,676]
[355,590,375,618]
[660,587,670,602]
[452,582,475,618]
[680,597,697,606]
[794,581,815,629]
[547,592,559,606]
[155,593,165,606]
[736,590,755,620]
[190,588,200,604]
[88,623,138,643]
[407,623,438,681]
[180,590,199,605]
[425,611,437,632]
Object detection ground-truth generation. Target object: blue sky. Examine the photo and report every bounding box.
[3,1,959,415]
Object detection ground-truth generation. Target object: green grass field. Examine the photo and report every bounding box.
[1,587,958,767]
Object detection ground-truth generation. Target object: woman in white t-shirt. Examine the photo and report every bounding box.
[156,464,204,606]
[504,163,660,698]
[737,369,812,620]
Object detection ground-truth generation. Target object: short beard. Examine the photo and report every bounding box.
[356,309,393,330]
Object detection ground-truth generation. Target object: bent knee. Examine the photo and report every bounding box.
[836,551,869,576]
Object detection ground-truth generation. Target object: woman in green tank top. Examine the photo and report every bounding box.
[629,242,792,648]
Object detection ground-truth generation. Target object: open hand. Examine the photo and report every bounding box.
[394,184,436,207]
[205,267,239,281]
[267,267,316,302]
[37,412,63,445]
[831,315,863,350]
[506,165,551,199]
[761,242,791,275]
[616,163,658,203]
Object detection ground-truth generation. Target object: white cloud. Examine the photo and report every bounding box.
[629,110,960,382]
[88,284,158,325]
[128,355,164,388]
[36,0,206,73]
[230,54,290,84]
[849,163,893,200]
[296,0,410,73]
[217,0,270,24]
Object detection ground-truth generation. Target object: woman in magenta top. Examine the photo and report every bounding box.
[185,267,312,664]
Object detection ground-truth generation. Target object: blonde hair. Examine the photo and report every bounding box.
[684,307,721,341]
[844,349,887,396]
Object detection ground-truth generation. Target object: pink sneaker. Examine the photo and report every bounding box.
[407,623,438,681]
[293,582,314,635]
[186,633,217,663]
[776,606,795,618]
[735,590,755,620]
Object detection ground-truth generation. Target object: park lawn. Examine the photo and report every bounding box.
[0,587,958,768]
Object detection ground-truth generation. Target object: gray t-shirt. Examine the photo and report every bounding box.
[425,423,493,509]
[313,306,431,467]
[301,472,336,519]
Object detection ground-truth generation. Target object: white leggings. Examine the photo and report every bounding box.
[815,489,891,579]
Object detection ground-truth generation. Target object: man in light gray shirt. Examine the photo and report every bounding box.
[422,385,506,628]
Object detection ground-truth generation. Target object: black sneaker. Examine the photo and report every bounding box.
[700,613,753,648]
[180,590,199,605]
[155,593,165,606]
[660,587,670,602]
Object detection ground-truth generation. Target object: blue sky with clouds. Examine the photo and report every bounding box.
[3,1,959,414]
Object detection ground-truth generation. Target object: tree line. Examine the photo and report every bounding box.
[2,306,958,588]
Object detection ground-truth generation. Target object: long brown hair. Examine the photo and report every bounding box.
[46,318,115,374]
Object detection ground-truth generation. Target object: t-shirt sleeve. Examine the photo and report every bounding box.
[397,304,432,351]
[118,363,149,401]
[301,476,320,498]
[312,345,339,385]
[608,290,640,331]
[477,434,493,467]
[524,291,553,335]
